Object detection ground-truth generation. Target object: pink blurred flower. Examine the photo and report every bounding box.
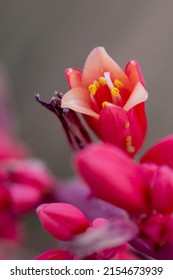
[0,69,28,161]
[0,186,17,240]
[75,144,148,213]
[74,140,173,259]
[62,47,148,155]
[0,69,59,258]
[0,159,57,214]
[0,185,23,243]
[36,203,90,241]
[36,202,137,260]
[35,245,140,260]
[35,249,74,260]
[0,132,27,161]
[114,244,141,260]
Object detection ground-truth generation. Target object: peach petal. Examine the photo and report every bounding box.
[123,82,148,111]
[61,87,99,118]
[82,47,130,89]
[65,68,82,88]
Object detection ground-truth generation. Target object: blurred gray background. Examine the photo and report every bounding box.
[1,0,173,258]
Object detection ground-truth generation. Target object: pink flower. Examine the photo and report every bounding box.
[0,70,28,161]
[74,141,173,259]
[62,47,148,155]
[0,132,27,161]
[75,143,148,213]
[35,245,140,260]
[36,202,137,259]
[36,203,90,241]
[0,159,56,214]
[0,185,20,241]
[114,244,141,260]
[35,249,73,260]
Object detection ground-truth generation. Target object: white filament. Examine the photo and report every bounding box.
[104,72,114,89]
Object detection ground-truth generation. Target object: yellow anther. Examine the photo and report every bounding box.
[99,76,107,86]
[94,80,100,89]
[102,101,110,107]
[111,87,120,97]
[125,135,132,145]
[88,84,97,95]
[125,121,130,129]
[114,79,124,89]
[125,135,135,153]
[127,146,135,153]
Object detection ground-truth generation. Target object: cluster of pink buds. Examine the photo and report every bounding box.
[0,71,57,258]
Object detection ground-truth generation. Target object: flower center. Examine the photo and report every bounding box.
[88,72,123,99]
[88,74,135,154]
[104,72,120,97]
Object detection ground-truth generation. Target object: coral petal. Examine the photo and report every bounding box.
[82,47,129,88]
[61,87,99,118]
[123,82,148,111]
[65,68,82,88]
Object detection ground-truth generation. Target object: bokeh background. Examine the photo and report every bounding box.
[1,0,173,259]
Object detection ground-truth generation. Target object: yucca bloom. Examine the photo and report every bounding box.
[62,47,148,155]
[74,139,173,259]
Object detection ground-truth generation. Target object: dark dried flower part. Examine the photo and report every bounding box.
[35,92,91,150]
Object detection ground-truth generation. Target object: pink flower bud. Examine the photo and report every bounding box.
[36,203,90,241]
[75,143,148,213]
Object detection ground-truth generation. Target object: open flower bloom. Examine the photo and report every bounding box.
[62,47,148,155]
[74,140,173,259]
